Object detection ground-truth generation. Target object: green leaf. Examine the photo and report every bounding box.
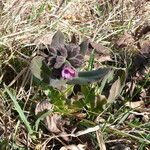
[92,95,107,112]
[51,30,65,48]
[30,56,51,84]
[81,86,95,104]
[29,5,36,21]
[4,85,34,135]
[0,139,9,150]
[139,134,150,150]
[88,49,95,71]
[47,3,52,11]
[73,99,86,109]
[67,68,112,85]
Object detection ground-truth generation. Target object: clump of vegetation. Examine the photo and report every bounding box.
[0,0,150,150]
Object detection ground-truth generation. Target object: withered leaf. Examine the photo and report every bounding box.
[51,30,65,49]
[133,40,150,76]
[134,0,145,12]
[141,40,150,54]
[45,113,67,133]
[79,39,89,55]
[71,112,87,120]
[107,78,121,103]
[134,24,150,40]
[89,42,110,55]
[33,33,53,49]
[125,101,145,109]
[35,100,53,115]
[0,126,4,137]
[70,33,79,44]
[116,33,134,48]
[96,130,106,150]
[115,144,130,150]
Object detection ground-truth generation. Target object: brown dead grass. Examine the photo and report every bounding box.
[0,0,150,149]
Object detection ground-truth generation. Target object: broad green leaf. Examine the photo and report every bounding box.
[51,30,65,48]
[81,86,95,104]
[67,68,112,85]
[73,99,86,109]
[4,85,34,135]
[30,56,51,84]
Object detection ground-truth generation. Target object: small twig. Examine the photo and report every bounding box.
[8,67,28,87]
[53,0,65,15]
[73,125,102,137]
[41,124,103,148]
[96,130,106,150]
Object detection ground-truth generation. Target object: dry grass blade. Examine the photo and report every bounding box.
[60,144,86,150]
[96,130,106,150]
[1,0,150,149]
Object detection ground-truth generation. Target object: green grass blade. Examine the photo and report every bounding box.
[35,110,52,131]
[4,85,34,135]
[139,134,150,150]
[88,49,95,71]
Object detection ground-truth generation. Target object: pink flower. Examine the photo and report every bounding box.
[61,67,78,80]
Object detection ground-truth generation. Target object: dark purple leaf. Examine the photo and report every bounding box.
[66,44,80,58]
[47,56,56,66]
[69,58,83,68]
[48,47,57,56]
[54,56,66,69]
[75,54,84,60]
[58,45,68,58]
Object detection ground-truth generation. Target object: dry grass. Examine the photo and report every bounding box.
[0,0,150,149]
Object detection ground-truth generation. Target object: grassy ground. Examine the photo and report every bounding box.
[0,0,150,150]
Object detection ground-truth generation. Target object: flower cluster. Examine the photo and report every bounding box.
[61,66,78,80]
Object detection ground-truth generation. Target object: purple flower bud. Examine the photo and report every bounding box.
[61,67,78,80]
